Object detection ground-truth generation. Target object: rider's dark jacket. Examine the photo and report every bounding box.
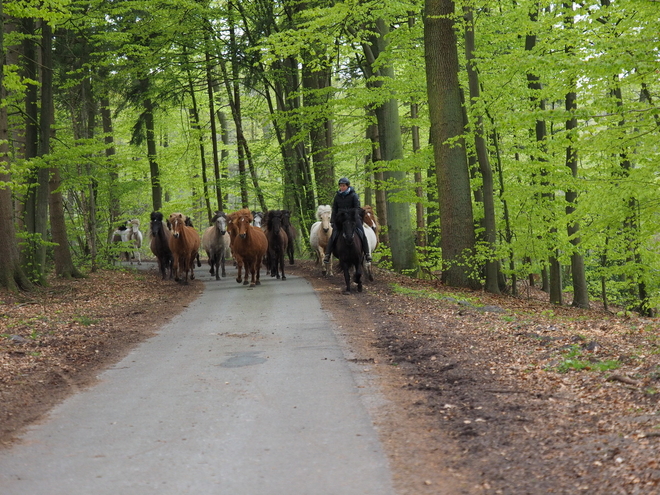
[331,187,361,224]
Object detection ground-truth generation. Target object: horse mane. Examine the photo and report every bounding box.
[316,204,331,220]
[211,211,226,223]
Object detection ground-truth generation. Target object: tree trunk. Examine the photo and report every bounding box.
[101,95,119,240]
[303,60,335,206]
[424,0,478,288]
[364,19,417,273]
[205,50,223,212]
[41,22,83,278]
[21,18,49,284]
[464,6,500,293]
[143,90,162,212]
[0,5,31,291]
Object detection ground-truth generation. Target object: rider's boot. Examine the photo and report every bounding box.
[361,231,372,262]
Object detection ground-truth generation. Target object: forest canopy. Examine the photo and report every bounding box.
[0,0,658,314]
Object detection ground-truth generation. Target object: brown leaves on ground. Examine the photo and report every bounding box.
[289,261,660,495]
[1,260,660,495]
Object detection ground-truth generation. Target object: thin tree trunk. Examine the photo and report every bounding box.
[464,6,500,293]
[205,50,223,212]
[143,90,162,212]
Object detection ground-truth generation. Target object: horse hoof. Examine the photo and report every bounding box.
[357,284,363,292]
[256,281,261,285]
[236,278,242,284]
[282,276,286,280]
[243,280,249,286]
[342,290,351,295]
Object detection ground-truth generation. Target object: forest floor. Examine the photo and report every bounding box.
[1,258,660,494]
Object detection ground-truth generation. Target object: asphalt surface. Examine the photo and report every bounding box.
[0,263,395,495]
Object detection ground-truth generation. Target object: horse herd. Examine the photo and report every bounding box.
[113,205,379,294]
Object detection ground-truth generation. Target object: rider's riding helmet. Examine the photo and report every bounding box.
[338,177,350,186]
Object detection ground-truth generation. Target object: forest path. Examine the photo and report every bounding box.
[0,264,395,495]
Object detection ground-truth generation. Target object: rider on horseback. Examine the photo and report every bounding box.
[323,177,372,264]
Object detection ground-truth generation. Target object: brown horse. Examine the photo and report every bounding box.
[149,211,173,280]
[229,209,268,287]
[168,213,201,284]
[361,205,380,247]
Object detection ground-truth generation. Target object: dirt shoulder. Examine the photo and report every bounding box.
[2,260,660,494]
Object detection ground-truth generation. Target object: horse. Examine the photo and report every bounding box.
[264,210,288,280]
[226,212,244,280]
[309,205,333,276]
[252,211,264,229]
[362,218,377,282]
[362,205,380,244]
[229,209,268,287]
[126,219,143,265]
[149,211,173,280]
[168,213,201,284]
[281,209,297,265]
[202,211,231,280]
[112,219,142,264]
[331,208,364,294]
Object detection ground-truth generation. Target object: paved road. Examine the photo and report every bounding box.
[0,264,395,495]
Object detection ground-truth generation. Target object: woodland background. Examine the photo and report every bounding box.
[0,0,658,314]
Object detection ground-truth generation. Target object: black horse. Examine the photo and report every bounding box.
[149,211,173,280]
[331,208,363,294]
[265,210,288,280]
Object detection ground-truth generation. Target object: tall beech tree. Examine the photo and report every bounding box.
[424,0,478,288]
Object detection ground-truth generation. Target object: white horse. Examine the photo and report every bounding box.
[363,225,377,282]
[113,219,143,265]
[126,219,143,264]
[309,205,333,276]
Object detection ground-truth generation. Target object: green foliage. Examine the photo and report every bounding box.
[552,345,621,374]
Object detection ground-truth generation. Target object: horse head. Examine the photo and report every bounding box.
[336,209,357,244]
[267,210,283,235]
[169,213,186,239]
[212,211,227,235]
[252,211,264,228]
[236,209,253,239]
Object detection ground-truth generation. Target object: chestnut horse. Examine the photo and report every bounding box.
[309,205,333,276]
[361,205,380,246]
[331,208,363,294]
[264,210,288,280]
[229,209,268,287]
[149,211,173,280]
[168,213,201,284]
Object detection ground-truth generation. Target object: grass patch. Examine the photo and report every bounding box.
[390,284,481,307]
[553,345,621,373]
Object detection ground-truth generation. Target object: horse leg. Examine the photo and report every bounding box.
[209,254,215,277]
[221,250,226,278]
[136,249,141,265]
[355,262,363,293]
[255,259,262,286]
[281,253,286,281]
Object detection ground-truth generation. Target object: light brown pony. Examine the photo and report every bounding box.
[229,209,268,287]
[361,205,380,248]
[309,204,333,276]
[168,213,201,284]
